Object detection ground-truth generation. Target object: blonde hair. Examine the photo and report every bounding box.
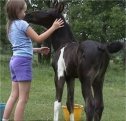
[6,0,26,34]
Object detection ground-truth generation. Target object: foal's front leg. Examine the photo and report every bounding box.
[54,74,65,121]
[66,78,75,121]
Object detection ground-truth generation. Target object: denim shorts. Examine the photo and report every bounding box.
[9,56,32,82]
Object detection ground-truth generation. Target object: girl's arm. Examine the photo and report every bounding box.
[33,48,41,53]
[26,18,64,43]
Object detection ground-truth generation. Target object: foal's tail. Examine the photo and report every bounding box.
[106,41,123,53]
[98,41,123,53]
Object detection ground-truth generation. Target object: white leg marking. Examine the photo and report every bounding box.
[70,113,74,121]
[57,47,66,80]
[2,119,9,121]
[54,101,61,121]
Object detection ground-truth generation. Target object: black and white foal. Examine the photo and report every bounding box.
[24,2,123,121]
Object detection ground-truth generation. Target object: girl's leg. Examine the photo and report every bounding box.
[14,81,31,121]
[3,81,19,119]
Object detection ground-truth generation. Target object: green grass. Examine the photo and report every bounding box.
[0,54,125,121]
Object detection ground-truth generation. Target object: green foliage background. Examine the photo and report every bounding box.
[0,0,125,54]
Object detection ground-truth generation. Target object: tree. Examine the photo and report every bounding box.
[68,0,125,42]
[0,0,125,58]
[0,0,10,53]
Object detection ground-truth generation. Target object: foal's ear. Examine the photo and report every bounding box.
[54,2,64,13]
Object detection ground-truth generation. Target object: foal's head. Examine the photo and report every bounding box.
[24,2,65,28]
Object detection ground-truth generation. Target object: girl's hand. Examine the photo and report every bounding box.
[51,18,64,30]
[34,47,50,55]
[40,47,50,55]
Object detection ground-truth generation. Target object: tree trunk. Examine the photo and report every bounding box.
[37,43,42,64]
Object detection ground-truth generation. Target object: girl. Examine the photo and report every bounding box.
[3,0,64,121]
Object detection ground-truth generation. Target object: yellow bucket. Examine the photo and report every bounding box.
[62,104,84,121]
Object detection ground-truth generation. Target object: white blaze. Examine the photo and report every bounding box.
[57,47,66,80]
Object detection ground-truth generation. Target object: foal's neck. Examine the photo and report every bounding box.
[51,23,76,51]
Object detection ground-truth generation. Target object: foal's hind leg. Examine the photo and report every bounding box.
[54,74,65,121]
[80,77,95,121]
[93,79,104,121]
[66,78,75,121]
